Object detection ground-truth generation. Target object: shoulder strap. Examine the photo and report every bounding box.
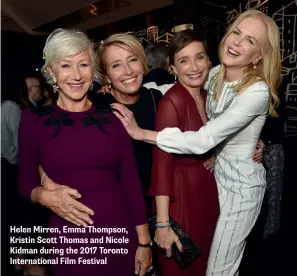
[149,89,157,115]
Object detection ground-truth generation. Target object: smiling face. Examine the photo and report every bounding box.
[103,44,144,95]
[221,17,267,70]
[49,50,93,101]
[172,41,209,90]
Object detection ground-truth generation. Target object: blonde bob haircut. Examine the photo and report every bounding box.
[41,28,101,85]
[97,33,146,83]
[214,10,281,117]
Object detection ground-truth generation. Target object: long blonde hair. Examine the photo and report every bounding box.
[214,10,281,117]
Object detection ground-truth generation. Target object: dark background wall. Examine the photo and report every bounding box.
[270,0,297,139]
[2,32,46,81]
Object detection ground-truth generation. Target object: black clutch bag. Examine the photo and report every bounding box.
[133,266,160,276]
[148,214,201,268]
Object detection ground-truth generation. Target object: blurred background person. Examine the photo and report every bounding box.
[143,43,175,85]
[19,74,45,109]
[1,78,22,276]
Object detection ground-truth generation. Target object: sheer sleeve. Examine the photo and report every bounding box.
[116,118,147,225]
[156,82,269,154]
[150,98,179,197]
[18,109,40,201]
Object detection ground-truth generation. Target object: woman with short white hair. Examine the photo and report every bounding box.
[18,28,152,276]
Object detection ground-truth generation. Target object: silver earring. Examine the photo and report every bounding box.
[90,83,94,90]
[52,83,59,93]
[108,83,112,90]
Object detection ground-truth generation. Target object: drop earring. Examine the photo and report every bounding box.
[52,83,59,93]
[108,83,112,90]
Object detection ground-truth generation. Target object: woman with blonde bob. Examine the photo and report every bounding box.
[90,33,163,217]
[18,28,152,276]
[112,10,282,275]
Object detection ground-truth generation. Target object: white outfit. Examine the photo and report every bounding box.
[1,100,22,164]
[156,66,269,276]
[142,82,174,95]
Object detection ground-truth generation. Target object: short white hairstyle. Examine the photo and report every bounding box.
[41,28,101,85]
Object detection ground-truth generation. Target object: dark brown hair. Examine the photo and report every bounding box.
[168,29,208,65]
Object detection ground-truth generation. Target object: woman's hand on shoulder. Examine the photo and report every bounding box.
[40,184,94,227]
[111,103,143,140]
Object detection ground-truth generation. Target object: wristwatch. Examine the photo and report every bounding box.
[138,241,153,248]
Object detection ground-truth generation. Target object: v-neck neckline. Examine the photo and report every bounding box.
[175,82,207,125]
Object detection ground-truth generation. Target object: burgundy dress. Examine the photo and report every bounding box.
[150,82,219,275]
[18,103,147,276]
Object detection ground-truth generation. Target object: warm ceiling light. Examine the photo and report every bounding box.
[89,4,98,16]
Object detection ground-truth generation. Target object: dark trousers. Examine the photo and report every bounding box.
[1,158,20,275]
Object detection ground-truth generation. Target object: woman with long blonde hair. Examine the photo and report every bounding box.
[112,10,281,276]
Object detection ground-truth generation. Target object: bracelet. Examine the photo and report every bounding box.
[40,172,46,186]
[138,241,153,248]
[155,223,171,229]
[156,220,170,224]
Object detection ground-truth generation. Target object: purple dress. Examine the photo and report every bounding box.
[18,103,147,276]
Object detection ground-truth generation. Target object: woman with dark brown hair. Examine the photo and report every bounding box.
[149,30,219,276]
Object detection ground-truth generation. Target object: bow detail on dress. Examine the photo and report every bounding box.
[44,114,74,138]
[30,104,112,138]
[83,110,112,135]
[31,105,53,122]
